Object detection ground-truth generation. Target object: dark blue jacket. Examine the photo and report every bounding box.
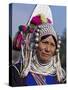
[9,61,61,87]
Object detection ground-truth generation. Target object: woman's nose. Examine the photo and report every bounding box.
[45,45,51,52]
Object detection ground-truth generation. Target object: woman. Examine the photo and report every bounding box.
[9,5,66,86]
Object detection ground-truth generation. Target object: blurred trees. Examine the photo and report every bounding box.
[60,28,66,71]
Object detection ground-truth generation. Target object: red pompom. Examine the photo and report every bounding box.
[30,15,42,25]
[29,28,34,33]
[13,32,24,50]
[22,25,27,32]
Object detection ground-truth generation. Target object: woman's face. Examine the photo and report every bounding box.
[37,36,56,63]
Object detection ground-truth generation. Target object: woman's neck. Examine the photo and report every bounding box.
[36,55,51,66]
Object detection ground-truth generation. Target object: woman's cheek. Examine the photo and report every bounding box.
[51,48,56,56]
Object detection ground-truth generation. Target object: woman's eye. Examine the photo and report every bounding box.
[51,43,55,47]
[42,41,55,47]
[42,41,48,44]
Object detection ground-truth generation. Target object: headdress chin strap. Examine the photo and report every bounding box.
[55,51,66,82]
[20,34,33,77]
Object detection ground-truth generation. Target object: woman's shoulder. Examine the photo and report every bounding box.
[9,61,25,86]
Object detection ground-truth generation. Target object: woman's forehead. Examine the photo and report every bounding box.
[41,36,55,43]
[41,35,53,40]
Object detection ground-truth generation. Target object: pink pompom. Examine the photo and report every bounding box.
[13,32,24,50]
[22,25,27,32]
[30,15,42,25]
[16,33,24,49]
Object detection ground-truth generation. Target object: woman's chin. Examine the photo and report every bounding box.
[39,56,51,64]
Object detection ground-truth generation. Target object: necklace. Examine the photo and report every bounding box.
[30,55,56,76]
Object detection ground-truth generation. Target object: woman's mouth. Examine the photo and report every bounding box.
[41,52,50,57]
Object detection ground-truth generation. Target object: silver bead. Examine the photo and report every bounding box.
[35,33,39,36]
[35,43,38,47]
[56,49,59,52]
[58,40,61,44]
[35,37,39,42]
[37,29,40,32]
[57,44,60,48]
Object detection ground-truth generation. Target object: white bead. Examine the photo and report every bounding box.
[35,33,39,36]
[37,29,40,32]
[58,40,61,44]
[56,49,59,52]
[35,44,38,47]
[57,44,60,48]
[35,37,39,42]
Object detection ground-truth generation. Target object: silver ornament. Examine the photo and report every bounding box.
[56,49,59,52]
[58,40,61,44]
[37,29,40,32]
[35,37,39,42]
[57,44,60,48]
[35,33,39,36]
[35,43,38,47]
